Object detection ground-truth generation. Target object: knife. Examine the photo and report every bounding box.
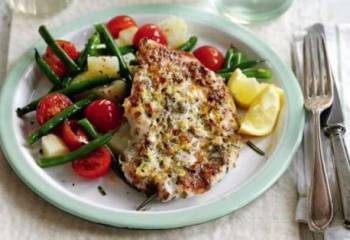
[321,66,350,229]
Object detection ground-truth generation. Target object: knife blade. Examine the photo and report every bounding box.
[321,80,344,128]
[320,36,350,229]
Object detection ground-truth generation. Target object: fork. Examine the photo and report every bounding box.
[303,24,334,232]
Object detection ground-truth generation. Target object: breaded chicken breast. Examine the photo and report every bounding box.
[121,39,241,201]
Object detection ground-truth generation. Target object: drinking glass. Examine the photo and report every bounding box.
[6,0,71,16]
[211,0,293,24]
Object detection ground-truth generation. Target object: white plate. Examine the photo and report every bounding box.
[0,4,304,228]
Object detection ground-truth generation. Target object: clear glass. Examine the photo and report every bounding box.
[6,0,71,16]
[211,0,293,24]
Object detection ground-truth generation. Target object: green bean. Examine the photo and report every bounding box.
[232,52,242,68]
[34,49,62,87]
[76,32,100,68]
[38,25,80,73]
[38,132,112,167]
[95,24,132,85]
[217,68,230,74]
[118,45,136,55]
[222,48,235,70]
[177,36,198,52]
[91,44,135,55]
[218,67,272,81]
[242,68,272,79]
[61,75,73,87]
[87,36,102,56]
[78,118,99,138]
[77,118,132,187]
[16,76,114,117]
[129,59,139,66]
[26,95,95,145]
[57,76,115,95]
[235,59,265,70]
[16,100,40,117]
[218,71,232,81]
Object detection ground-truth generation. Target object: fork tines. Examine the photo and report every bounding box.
[303,24,333,107]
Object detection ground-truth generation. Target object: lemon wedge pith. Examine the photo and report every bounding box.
[259,83,284,105]
[239,85,283,136]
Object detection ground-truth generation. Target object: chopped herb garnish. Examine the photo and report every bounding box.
[136,193,157,211]
[98,185,106,196]
[246,140,265,156]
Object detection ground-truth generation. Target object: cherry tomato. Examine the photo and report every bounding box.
[84,99,123,133]
[43,40,79,77]
[132,24,167,48]
[193,45,224,71]
[36,93,72,125]
[43,54,66,77]
[106,15,137,39]
[59,119,88,151]
[72,147,111,178]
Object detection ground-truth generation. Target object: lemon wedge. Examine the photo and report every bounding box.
[227,69,263,109]
[239,85,283,136]
[259,83,284,105]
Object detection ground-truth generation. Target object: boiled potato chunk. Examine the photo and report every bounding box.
[123,52,136,67]
[118,26,138,45]
[227,68,263,109]
[108,121,131,154]
[76,79,128,103]
[73,56,120,82]
[159,17,188,48]
[115,38,126,47]
[123,52,138,74]
[41,134,69,157]
[88,56,119,77]
[94,80,128,102]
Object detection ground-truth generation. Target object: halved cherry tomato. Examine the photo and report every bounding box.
[36,93,72,125]
[132,24,167,48]
[193,45,224,71]
[84,99,123,133]
[43,40,79,77]
[72,147,111,178]
[106,15,137,39]
[59,119,88,150]
[43,53,66,77]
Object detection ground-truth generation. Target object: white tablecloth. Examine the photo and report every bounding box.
[0,0,349,239]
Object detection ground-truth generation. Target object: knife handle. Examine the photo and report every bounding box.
[327,125,350,229]
[308,110,334,231]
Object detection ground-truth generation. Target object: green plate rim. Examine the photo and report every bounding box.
[0,4,304,229]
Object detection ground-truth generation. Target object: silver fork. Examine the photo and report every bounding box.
[303,24,334,232]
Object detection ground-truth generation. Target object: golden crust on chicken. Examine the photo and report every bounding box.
[121,39,241,201]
